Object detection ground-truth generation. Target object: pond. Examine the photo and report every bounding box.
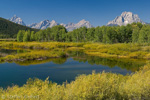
[0,50,146,88]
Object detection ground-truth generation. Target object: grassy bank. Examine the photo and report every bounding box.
[0,42,83,62]
[0,64,149,100]
[0,42,84,49]
[83,43,150,59]
[1,42,150,62]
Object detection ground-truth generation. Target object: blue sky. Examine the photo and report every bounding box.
[0,0,150,26]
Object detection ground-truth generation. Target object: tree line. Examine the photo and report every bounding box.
[17,22,150,43]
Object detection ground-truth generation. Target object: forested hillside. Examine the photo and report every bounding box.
[0,17,39,38]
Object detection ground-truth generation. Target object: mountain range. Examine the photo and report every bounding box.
[9,11,148,31]
[9,16,93,31]
[27,20,58,30]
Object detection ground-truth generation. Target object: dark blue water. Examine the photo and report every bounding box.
[0,58,134,88]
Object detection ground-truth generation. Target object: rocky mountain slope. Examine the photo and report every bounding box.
[107,12,145,26]
[27,20,58,30]
[9,15,26,26]
[62,19,92,31]
[28,19,92,31]
[9,15,92,31]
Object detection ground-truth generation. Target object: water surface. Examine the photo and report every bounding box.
[0,50,146,88]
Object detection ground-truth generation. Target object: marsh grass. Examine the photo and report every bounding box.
[1,42,150,60]
[84,43,150,59]
[0,42,85,62]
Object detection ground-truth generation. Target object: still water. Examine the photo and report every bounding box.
[0,49,146,88]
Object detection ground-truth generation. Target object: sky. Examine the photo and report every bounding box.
[0,0,150,26]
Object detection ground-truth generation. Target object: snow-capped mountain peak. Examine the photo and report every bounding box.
[9,15,26,26]
[107,11,145,26]
[51,20,56,23]
[76,19,92,28]
[63,19,92,31]
[28,20,58,30]
[78,19,86,23]
[50,20,57,27]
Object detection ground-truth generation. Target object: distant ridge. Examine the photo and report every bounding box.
[28,19,93,31]
[8,15,92,31]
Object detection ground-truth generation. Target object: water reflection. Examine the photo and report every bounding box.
[69,51,146,71]
[0,50,146,88]
[5,50,145,72]
[15,58,67,65]
[0,48,28,56]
